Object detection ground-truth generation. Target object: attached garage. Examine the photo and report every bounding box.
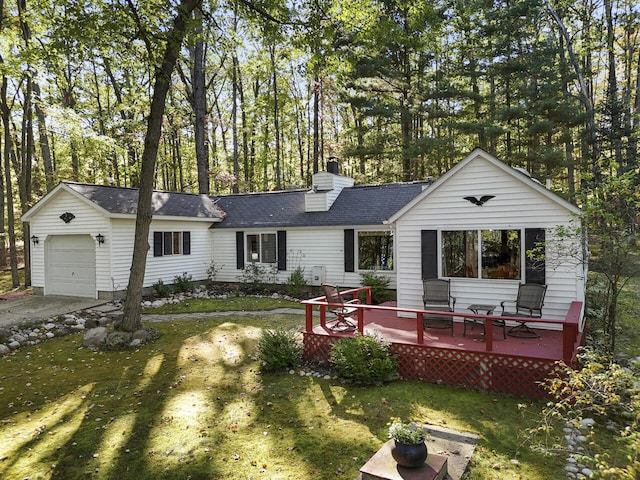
[45,235,96,297]
[22,181,224,299]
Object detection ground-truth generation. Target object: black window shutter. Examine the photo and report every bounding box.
[236,231,245,270]
[153,232,163,257]
[525,228,545,284]
[344,229,355,272]
[182,231,191,255]
[277,230,287,271]
[421,230,438,279]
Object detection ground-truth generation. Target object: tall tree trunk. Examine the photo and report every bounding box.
[192,9,209,194]
[231,53,239,193]
[120,0,202,332]
[1,76,19,287]
[312,74,319,174]
[270,44,281,190]
[546,0,600,167]
[32,83,53,192]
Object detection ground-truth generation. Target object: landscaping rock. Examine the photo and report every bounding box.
[0,344,10,355]
[132,329,152,342]
[105,331,131,347]
[83,327,108,347]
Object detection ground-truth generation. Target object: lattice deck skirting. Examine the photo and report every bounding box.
[303,332,560,398]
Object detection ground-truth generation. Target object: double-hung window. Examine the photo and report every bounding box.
[357,231,394,270]
[247,233,277,263]
[442,229,521,280]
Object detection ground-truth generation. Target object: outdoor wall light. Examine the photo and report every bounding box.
[96,233,105,245]
[31,235,39,246]
[251,252,259,262]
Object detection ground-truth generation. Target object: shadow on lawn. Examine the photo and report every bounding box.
[0,316,557,479]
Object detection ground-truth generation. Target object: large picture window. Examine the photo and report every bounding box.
[442,229,521,280]
[358,231,393,270]
[247,233,277,263]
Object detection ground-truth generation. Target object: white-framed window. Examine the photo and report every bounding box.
[441,228,521,280]
[358,230,394,270]
[246,233,277,263]
[153,231,191,257]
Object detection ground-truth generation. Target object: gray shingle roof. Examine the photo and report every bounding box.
[64,182,224,219]
[212,181,431,228]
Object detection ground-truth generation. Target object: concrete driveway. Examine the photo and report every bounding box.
[0,293,106,328]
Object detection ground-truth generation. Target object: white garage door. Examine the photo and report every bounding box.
[45,235,96,298]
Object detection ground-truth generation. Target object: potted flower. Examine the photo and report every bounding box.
[387,420,428,468]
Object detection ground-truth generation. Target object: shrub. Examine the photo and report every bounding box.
[360,271,394,304]
[523,347,640,479]
[174,272,194,293]
[206,262,222,284]
[152,279,171,298]
[287,266,308,297]
[257,328,302,372]
[237,263,267,293]
[329,333,397,384]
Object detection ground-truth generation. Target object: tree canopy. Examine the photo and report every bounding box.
[1,0,639,280]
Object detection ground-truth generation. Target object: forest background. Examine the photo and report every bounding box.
[0,0,638,295]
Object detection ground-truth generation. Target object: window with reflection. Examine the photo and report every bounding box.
[247,233,277,263]
[442,229,521,280]
[358,231,393,270]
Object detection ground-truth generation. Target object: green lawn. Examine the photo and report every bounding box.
[0,268,25,295]
[1,271,632,478]
[0,310,566,479]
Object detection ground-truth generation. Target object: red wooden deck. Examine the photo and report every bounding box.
[301,287,584,398]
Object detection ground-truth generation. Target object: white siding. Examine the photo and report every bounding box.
[28,190,109,293]
[395,156,584,321]
[211,226,397,289]
[110,218,215,291]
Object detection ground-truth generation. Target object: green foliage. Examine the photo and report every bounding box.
[388,419,425,444]
[257,328,302,372]
[359,271,393,304]
[173,272,194,293]
[524,347,640,478]
[329,333,397,384]
[580,172,640,354]
[206,261,222,284]
[152,279,171,298]
[237,263,277,294]
[286,266,308,297]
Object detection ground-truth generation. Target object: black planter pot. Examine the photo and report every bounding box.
[390,439,428,468]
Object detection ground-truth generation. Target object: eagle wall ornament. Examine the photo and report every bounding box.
[463,195,495,206]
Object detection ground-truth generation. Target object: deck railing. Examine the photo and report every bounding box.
[302,287,583,363]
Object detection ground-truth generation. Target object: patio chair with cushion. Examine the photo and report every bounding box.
[422,279,456,335]
[500,283,547,338]
[321,284,358,332]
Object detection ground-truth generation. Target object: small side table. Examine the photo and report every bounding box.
[464,304,506,340]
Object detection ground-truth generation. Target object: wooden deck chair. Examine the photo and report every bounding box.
[321,284,358,332]
[422,279,456,336]
[500,283,547,338]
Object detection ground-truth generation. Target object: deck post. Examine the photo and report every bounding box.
[357,307,364,334]
[563,322,577,362]
[485,317,493,352]
[319,305,326,329]
[417,313,424,344]
[305,303,314,332]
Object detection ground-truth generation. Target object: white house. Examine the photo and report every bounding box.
[21,182,224,299]
[388,149,585,321]
[22,149,586,322]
